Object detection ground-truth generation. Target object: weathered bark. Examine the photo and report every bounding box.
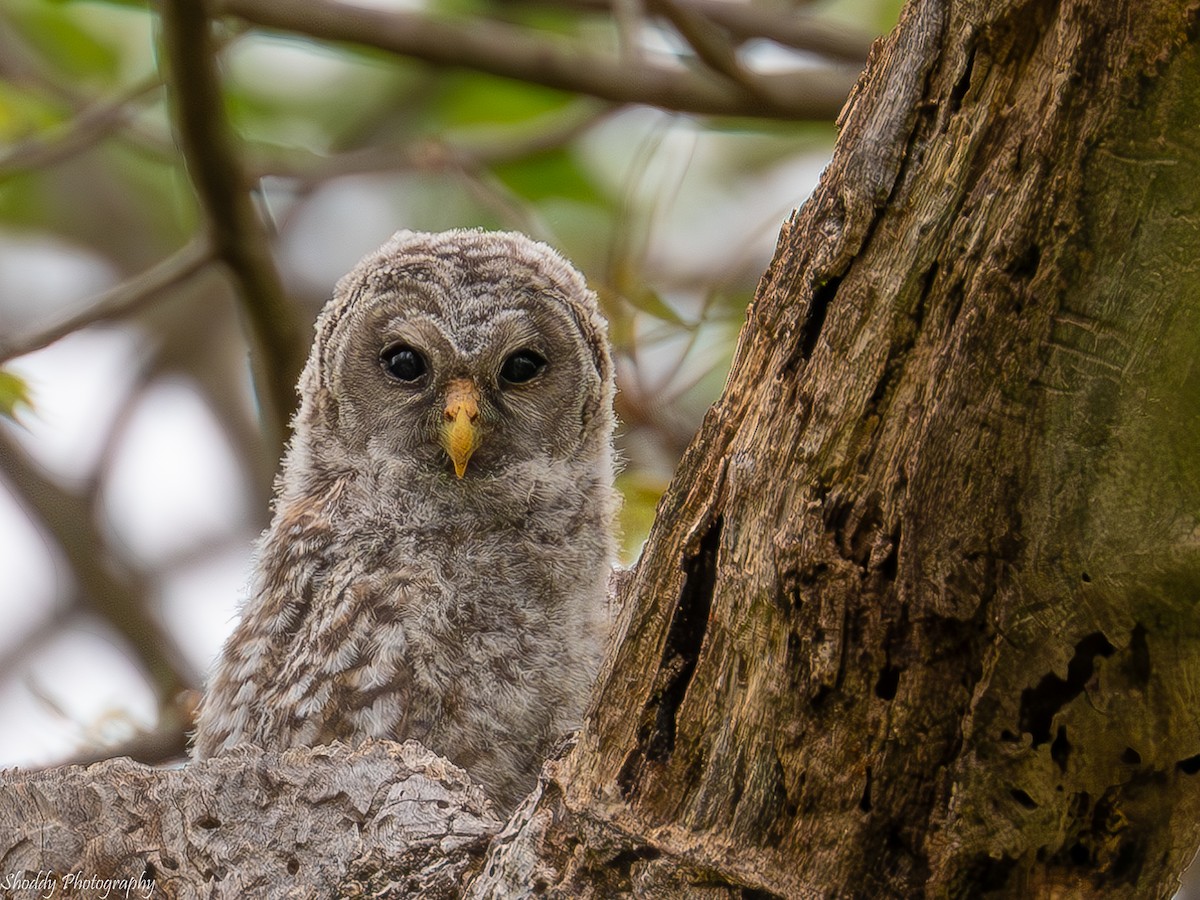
[0,742,499,898]
[2,0,1200,897]
[543,0,1200,896]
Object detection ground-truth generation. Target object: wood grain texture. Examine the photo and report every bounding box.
[0,742,498,898]
[553,0,1200,896]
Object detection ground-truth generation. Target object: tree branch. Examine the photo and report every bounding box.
[0,432,195,701]
[217,0,859,122]
[0,76,164,180]
[157,0,308,454]
[0,240,213,365]
[251,102,616,185]
[0,742,500,898]
[650,0,750,87]
[50,714,191,769]
[541,0,876,64]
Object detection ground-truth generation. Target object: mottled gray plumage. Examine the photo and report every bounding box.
[192,229,618,812]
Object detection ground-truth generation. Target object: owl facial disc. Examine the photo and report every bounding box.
[442,378,482,478]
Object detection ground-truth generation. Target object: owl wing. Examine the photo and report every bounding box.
[275,564,431,748]
[192,548,429,758]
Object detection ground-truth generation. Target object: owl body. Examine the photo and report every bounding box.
[192,231,617,812]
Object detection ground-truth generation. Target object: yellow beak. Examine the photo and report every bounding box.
[441,378,481,478]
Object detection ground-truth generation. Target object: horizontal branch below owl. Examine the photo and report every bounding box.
[0,739,769,898]
[0,742,502,898]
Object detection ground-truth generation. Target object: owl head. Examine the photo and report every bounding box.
[291,229,615,483]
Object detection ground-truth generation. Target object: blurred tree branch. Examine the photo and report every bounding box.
[0,240,214,365]
[651,0,752,87]
[525,0,876,63]
[0,432,194,703]
[217,0,861,121]
[0,606,79,694]
[52,717,192,769]
[251,102,616,185]
[157,0,308,455]
[0,76,164,180]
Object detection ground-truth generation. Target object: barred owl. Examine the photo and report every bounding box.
[191,229,618,812]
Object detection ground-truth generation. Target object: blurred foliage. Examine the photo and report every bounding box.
[0,0,899,763]
[0,370,32,421]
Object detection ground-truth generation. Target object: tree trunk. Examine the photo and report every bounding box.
[542,0,1200,895]
[4,0,1200,896]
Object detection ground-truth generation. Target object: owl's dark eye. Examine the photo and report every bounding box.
[500,350,546,385]
[381,344,427,382]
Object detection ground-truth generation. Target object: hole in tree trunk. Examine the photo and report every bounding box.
[619,516,723,796]
[874,664,902,700]
[1018,632,1115,746]
[1176,754,1200,774]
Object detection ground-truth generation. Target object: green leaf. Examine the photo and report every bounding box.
[46,0,148,8]
[0,174,47,228]
[602,262,687,327]
[0,370,33,421]
[435,72,572,129]
[426,0,491,15]
[616,472,668,564]
[7,3,122,83]
[0,83,66,142]
[491,147,605,206]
